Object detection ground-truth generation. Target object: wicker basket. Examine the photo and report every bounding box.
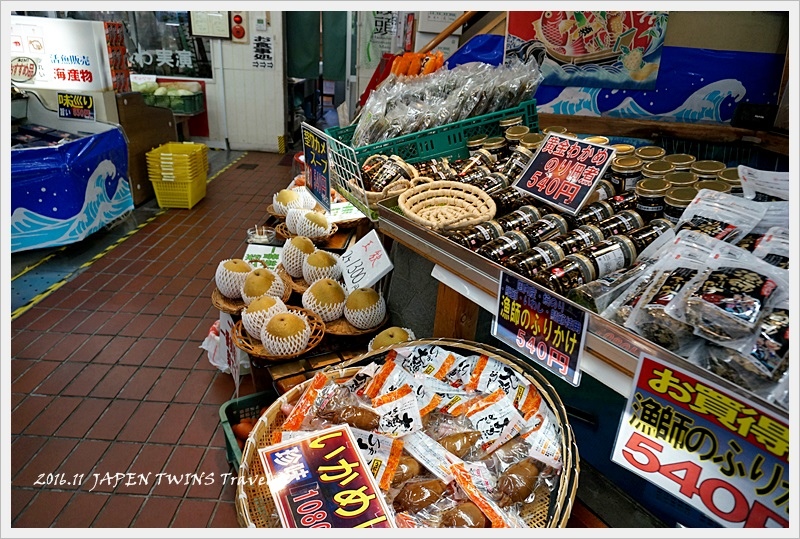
[235,338,579,529]
[397,180,496,231]
[347,177,413,209]
[324,312,389,336]
[230,307,325,361]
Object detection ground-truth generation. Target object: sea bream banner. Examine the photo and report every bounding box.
[505,11,668,90]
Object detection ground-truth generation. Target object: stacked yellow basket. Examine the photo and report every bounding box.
[146,142,209,209]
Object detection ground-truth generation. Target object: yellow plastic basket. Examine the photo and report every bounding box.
[150,172,207,209]
[146,142,208,169]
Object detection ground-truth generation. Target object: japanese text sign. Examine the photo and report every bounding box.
[338,229,393,293]
[492,271,586,386]
[512,133,615,215]
[57,92,95,121]
[258,425,395,528]
[611,354,789,528]
[301,123,332,213]
[243,244,282,271]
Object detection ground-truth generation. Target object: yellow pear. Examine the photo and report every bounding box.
[264,312,307,339]
[242,268,275,297]
[372,327,410,349]
[275,189,300,205]
[307,279,346,305]
[223,259,252,272]
[246,295,278,314]
[346,288,380,311]
[306,250,336,268]
[290,236,316,254]
[305,212,329,229]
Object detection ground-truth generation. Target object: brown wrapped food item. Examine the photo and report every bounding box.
[437,430,481,458]
[487,436,531,464]
[496,457,541,507]
[439,501,489,528]
[391,453,423,488]
[318,404,381,431]
[393,478,447,513]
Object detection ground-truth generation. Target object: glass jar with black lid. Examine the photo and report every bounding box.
[635,178,671,222]
[663,187,698,224]
[552,224,605,254]
[505,241,565,280]
[581,235,637,279]
[597,209,645,237]
[623,219,674,254]
[567,200,615,227]
[534,253,596,296]
[447,220,505,250]
[663,153,696,171]
[610,156,644,194]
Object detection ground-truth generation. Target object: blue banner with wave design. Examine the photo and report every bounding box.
[11,127,133,253]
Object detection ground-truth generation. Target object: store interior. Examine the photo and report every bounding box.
[7,8,794,532]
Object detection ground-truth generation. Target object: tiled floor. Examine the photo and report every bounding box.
[10,151,290,528]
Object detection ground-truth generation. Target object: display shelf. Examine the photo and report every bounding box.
[376,196,788,420]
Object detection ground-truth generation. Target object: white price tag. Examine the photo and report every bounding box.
[338,229,393,293]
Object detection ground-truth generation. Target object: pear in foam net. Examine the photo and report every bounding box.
[215,258,253,298]
[302,250,342,283]
[241,295,288,339]
[260,311,311,356]
[344,287,386,329]
[280,236,316,278]
[240,267,285,305]
[302,278,347,322]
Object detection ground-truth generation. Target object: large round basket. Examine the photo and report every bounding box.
[235,338,579,529]
[324,312,389,336]
[230,307,326,361]
[275,263,309,295]
[397,180,496,231]
[347,177,413,209]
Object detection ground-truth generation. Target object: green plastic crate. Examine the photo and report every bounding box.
[219,389,279,471]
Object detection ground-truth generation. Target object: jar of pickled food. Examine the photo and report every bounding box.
[520,132,545,152]
[495,205,543,232]
[611,143,635,157]
[583,135,610,145]
[448,220,505,250]
[534,254,596,296]
[504,125,530,150]
[663,171,698,189]
[499,116,524,130]
[491,186,533,216]
[361,154,389,191]
[690,160,727,181]
[597,209,645,238]
[694,179,731,194]
[610,156,644,194]
[476,230,532,262]
[370,155,417,192]
[581,235,637,278]
[634,145,666,162]
[468,171,509,194]
[607,190,638,213]
[552,224,604,254]
[663,187,698,224]
[482,137,508,162]
[458,149,494,176]
[541,125,568,135]
[586,179,616,204]
[568,200,614,227]
[505,241,566,279]
[415,158,455,181]
[635,178,671,222]
[466,134,488,156]
[499,146,534,181]
[624,218,673,254]
[520,214,570,246]
[663,153,696,171]
[717,167,743,196]
[641,159,676,180]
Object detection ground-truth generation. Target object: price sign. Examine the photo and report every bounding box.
[491,270,586,386]
[301,122,332,213]
[611,354,789,528]
[243,244,282,271]
[57,92,96,121]
[338,229,393,293]
[512,133,615,215]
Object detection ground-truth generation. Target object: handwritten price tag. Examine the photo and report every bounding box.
[338,229,393,293]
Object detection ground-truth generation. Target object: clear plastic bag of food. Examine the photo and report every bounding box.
[751,226,789,269]
[675,189,765,244]
[738,165,789,201]
[735,201,789,252]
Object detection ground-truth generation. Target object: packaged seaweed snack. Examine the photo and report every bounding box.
[663,242,789,350]
[752,226,789,269]
[675,189,765,243]
[735,201,789,252]
[738,165,789,201]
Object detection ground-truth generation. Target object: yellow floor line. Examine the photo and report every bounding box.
[207,152,247,184]
[11,247,66,281]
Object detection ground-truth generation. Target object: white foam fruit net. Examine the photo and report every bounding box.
[295,214,332,238]
[241,298,288,339]
[281,238,315,278]
[260,312,311,356]
[273,187,317,215]
[285,208,308,234]
[302,252,342,283]
[240,268,286,305]
[302,288,346,323]
[344,293,387,329]
[368,327,416,351]
[215,259,253,298]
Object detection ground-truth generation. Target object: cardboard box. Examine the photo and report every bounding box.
[416,11,464,35]
[414,31,461,58]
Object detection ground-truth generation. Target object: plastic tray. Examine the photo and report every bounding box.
[219,389,279,471]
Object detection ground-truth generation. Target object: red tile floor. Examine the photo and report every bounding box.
[10,152,286,528]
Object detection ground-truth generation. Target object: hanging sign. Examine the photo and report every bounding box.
[301,122,332,213]
[512,133,615,215]
[57,92,95,121]
[611,354,789,528]
[491,270,587,386]
[338,229,393,293]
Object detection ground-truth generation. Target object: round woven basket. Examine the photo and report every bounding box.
[275,263,310,295]
[230,307,325,361]
[211,287,245,315]
[348,177,413,209]
[324,312,389,336]
[235,338,579,529]
[275,221,338,244]
[398,180,496,231]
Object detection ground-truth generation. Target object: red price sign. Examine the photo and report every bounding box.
[612,355,789,528]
